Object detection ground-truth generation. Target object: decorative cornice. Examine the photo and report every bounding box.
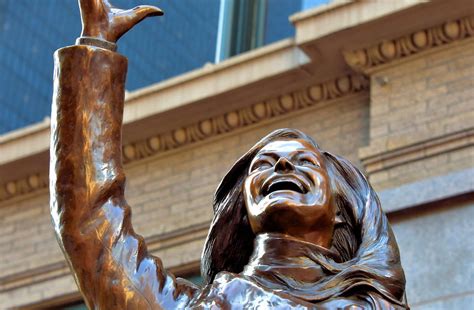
[0,221,210,292]
[344,15,474,73]
[0,172,48,202]
[0,74,368,202]
[121,74,368,163]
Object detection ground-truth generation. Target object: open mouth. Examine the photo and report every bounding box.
[262,178,307,195]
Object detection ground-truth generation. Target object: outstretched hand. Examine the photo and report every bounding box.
[78,0,163,43]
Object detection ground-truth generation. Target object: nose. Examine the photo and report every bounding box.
[274,157,295,173]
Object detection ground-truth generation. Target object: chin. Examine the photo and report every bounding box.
[260,196,307,210]
[258,205,318,234]
[255,198,325,229]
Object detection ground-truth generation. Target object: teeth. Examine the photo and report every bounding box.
[265,179,305,195]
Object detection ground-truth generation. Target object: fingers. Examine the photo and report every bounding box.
[111,5,163,41]
[78,0,164,43]
[127,5,164,19]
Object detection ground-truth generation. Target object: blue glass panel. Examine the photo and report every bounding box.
[264,0,302,45]
[0,0,220,134]
[302,0,330,10]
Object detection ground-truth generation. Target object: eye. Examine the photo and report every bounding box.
[298,157,320,167]
[250,159,273,172]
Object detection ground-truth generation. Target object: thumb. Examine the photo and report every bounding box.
[125,5,164,19]
[112,5,164,41]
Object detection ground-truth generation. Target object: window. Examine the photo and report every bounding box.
[302,0,330,10]
[215,0,327,62]
[216,0,267,62]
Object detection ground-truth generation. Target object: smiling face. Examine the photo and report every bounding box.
[243,139,335,248]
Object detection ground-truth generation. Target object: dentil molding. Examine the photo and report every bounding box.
[344,15,474,73]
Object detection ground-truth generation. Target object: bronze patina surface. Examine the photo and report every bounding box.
[50,0,408,308]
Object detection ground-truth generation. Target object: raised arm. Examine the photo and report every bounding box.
[50,1,198,308]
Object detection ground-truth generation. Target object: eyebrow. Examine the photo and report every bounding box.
[256,150,320,160]
[295,151,320,158]
[254,153,279,160]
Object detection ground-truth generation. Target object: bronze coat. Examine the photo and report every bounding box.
[50,45,407,309]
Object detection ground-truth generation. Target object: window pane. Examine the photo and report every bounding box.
[217,0,267,61]
[302,0,330,10]
[264,0,302,45]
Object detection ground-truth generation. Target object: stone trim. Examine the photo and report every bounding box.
[20,292,83,310]
[15,262,202,310]
[121,74,368,163]
[344,15,474,73]
[0,74,368,202]
[0,172,48,203]
[0,221,209,292]
[379,167,474,213]
[360,128,474,174]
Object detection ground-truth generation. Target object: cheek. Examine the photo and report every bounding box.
[319,173,330,194]
[318,176,331,204]
[243,174,258,205]
[319,174,333,210]
[245,173,264,197]
[305,169,331,201]
[304,168,329,186]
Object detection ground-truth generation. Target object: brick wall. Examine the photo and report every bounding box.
[362,40,474,190]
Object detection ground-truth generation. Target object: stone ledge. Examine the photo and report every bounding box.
[0,221,209,293]
[123,39,310,125]
[379,167,474,213]
[360,128,474,174]
[291,0,421,46]
[0,118,50,166]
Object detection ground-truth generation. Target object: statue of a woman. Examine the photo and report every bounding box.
[50,1,408,309]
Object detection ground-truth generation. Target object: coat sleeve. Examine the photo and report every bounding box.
[50,45,199,309]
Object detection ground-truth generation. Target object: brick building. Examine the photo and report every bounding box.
[0,0,473,308]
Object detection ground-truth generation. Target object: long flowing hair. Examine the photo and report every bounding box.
[201,128,406,306]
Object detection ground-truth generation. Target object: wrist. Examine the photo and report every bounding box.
[76,36,117,52]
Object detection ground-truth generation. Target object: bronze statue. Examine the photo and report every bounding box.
[50,0,408,308]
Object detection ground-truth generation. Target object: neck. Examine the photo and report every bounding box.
[284,229,333,248]
[242,233,339,286]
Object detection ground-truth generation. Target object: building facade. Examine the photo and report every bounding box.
[0,0,473,308]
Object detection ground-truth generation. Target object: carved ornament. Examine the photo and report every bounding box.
[344,15,474,73]
[0,172,48,202]
[121,74,368,163]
